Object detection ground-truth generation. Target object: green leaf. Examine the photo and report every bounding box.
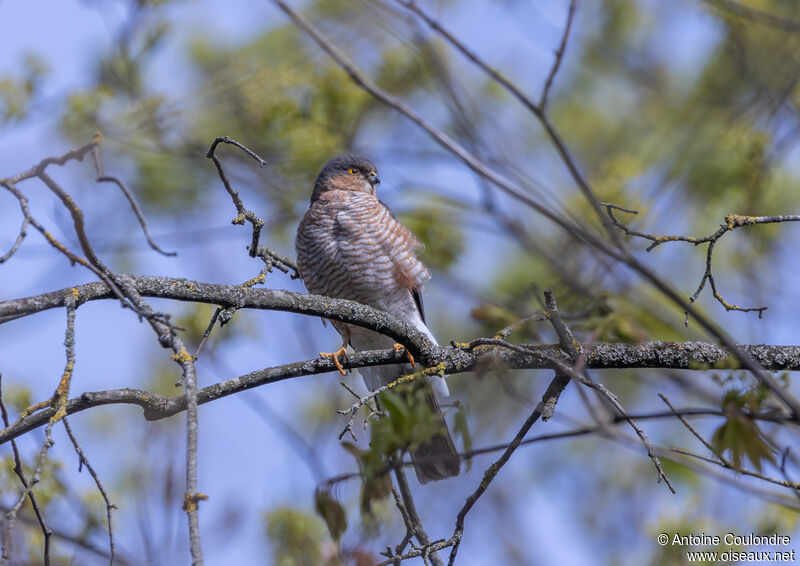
[314,487,347,542]
[360,469,392,517]
[711,389,776,472]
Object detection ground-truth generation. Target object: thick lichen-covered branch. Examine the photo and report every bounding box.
[0,322,798,446]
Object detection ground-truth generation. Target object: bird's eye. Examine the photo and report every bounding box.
[348,167,360,175]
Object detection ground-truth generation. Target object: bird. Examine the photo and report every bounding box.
[295,154,460,483]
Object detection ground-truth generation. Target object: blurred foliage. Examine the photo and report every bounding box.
[315,486,348,543]
[375,386,442,455]
[0,53,48,122]
[341,440,393,517]
[711,387,777,472]
[649,515,737,566]
[399,205,465,271]
[341,383,449,518]
[265,507,332,566]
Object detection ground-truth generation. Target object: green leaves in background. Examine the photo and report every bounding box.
[399,207,464,271]
[341,441,392,517]
[711,388,776,472]
[265,508,328,566]
[0,53,48,123]
[314,486,347,543]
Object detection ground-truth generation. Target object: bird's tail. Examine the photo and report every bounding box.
[410,386,460,484]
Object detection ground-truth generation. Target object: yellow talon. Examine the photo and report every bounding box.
[321,345,348,376]
[393,343,415,368]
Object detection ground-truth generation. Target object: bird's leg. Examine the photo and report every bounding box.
[321,328,351,376]
[393,343,415,368]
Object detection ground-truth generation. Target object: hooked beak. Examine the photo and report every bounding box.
[368,173,381,186]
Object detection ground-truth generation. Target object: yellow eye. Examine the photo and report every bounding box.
[348,167,360,175]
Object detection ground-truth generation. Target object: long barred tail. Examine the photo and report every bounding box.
[410,386,460,483]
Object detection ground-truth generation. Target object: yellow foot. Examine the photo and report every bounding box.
[393,343,415,368]
[321,345,348,376]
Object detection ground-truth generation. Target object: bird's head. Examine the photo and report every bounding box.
[310,154,381,202]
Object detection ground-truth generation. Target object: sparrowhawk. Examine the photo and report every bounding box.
[295,154,460,483]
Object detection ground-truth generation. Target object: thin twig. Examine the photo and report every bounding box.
[585,377,676,493]
[660,393,799,492]
[671,448,800,491]
[539,0,579,111]
[602,203,800,318]
[447,370,570,565]
[62,418,118,566]
[461,407,794,460]
[206,137,267,257]
[251,246,300,279]
[0,183,31,263]
[659,393,726,463]
[4,423,55,566]
[544,291,674,491]
[0,375,52,564]
[96,175,176,257]
[393,465,443,566]
[0,137,99,185]
[193,307,223,360]
[336,362,436,440]
[389,486,414,557]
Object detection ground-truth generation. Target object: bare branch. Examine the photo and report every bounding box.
[393,466,443,566]
[0,375,52,565]
[447,369,570,564]
[0,276,439,360]
[62,418,118,566]
[0,183,31,263]
[0,137,99,186]
[96,175,176,257]
[206,136,267,257]
[603,203,800,317]
[539,0,579,111]
[2,333,797,447]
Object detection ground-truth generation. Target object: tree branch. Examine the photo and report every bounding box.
[1,333,798,446]
[603,203,800,318]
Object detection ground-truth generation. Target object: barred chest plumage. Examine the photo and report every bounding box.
[295,189,429,318]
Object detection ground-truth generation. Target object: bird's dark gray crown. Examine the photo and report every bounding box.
[311,154,377,202]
